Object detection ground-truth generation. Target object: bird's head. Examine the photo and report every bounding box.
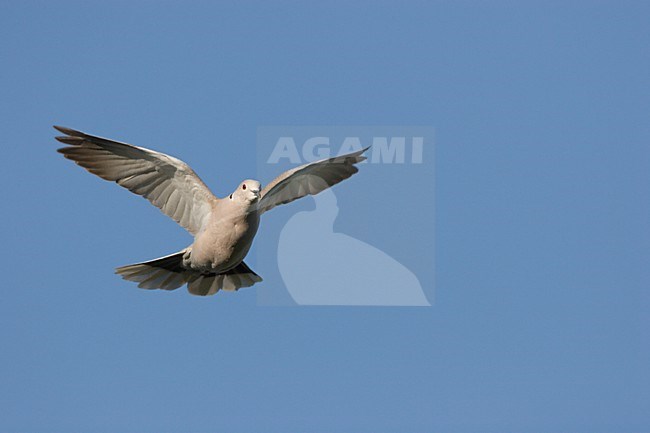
[229,179,261,204]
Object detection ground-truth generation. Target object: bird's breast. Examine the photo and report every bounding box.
[190,210,260,273]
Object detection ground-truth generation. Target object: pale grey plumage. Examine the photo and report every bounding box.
[54,126,367,296]
[55,126,213,236]
[257,148,368,214]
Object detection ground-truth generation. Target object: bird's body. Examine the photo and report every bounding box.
[54,126,367,296]
[189,192,260,274]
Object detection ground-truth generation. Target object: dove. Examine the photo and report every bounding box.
[54,126,368,296]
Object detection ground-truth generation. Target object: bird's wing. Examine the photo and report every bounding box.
[257,147,368,214]
[55,126,216,235]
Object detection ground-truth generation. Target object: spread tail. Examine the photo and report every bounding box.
[186,261,263,296]
[115,249,262,296]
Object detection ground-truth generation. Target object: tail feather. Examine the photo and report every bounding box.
[223,261,263,291]
[158,271,187,291]
[115,249,262,296]
[187,273,223,296]
[115,249,189,291]
[186,262,262,296]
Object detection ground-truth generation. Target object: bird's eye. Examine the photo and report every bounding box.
[242,184,247,190]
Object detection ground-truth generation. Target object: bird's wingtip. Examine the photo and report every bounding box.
[53,125,83,136]
[55,135,84,145]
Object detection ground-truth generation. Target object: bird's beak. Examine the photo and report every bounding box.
[251,189,260,198]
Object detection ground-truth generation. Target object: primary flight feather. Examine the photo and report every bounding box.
[54,126,367,296]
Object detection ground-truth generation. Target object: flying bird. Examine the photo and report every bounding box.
[54,126,367,296]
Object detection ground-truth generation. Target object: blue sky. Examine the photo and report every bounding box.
[1,1,649,432]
